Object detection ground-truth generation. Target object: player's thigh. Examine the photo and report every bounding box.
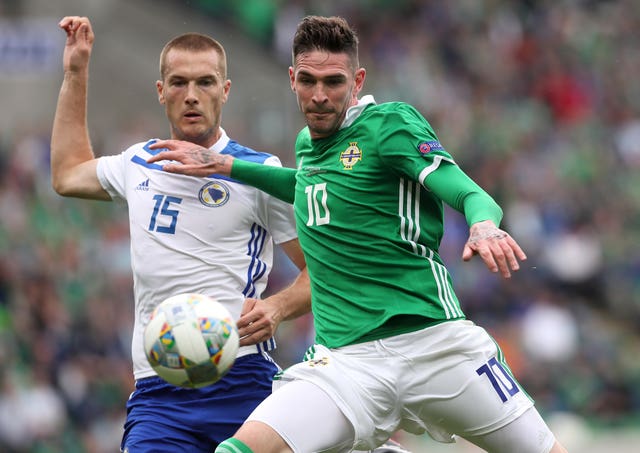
[463,407,556,453]
[401,321,533,439]
[247,379,355,453]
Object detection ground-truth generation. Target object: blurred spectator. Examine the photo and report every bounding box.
[520,293,579,363]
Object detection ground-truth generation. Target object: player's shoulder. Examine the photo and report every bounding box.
[362,102,430,134]
[368,101,422,119]
[222,140,281,167]
[105,139,166,171]
[96,139,155,167]
[125,139,156,154]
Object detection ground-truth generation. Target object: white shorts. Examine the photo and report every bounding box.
[248,320,555,452]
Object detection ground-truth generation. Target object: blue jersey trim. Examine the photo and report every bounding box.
[221,139,273,164]
[242,223,268,298]
[130,139,276,185]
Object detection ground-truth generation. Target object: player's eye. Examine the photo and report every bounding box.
[198,78,215,87]
[325,77,344,87]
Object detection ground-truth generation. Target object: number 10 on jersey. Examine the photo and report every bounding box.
[305,183,330,226]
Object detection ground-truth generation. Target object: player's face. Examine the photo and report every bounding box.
[290,50,365,139]
[157,49,230,147]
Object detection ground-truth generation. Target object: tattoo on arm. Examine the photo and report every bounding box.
[193,147,211,164]
[192,148,228,167]
[469,224,507,242]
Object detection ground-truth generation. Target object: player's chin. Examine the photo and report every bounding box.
[306,118,339,138]
[176,127,210,145]
[177,123,203,135]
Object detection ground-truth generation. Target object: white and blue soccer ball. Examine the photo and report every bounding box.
[143,293,239,388]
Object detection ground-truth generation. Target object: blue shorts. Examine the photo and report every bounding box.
[121,353,279,453]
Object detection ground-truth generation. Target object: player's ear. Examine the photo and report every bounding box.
[222,79,231,104]
[354,68,366,94]
[289,67,296,92]
[156,80,165,105]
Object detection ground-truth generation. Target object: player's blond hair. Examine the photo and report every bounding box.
[159,33,227,80]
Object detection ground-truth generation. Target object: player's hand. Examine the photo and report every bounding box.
[462,220,526,278]
[147,139,235,177]
[236,298,282,346]
[58,16,94,73]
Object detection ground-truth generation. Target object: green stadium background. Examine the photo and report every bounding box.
[1,0,639,451]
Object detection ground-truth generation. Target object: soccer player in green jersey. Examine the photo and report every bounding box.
[148,15,568,453]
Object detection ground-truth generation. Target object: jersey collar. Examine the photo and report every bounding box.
[340,95,376,130]
[210,127,231,153]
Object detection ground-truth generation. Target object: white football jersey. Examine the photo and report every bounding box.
[96,129,298,380]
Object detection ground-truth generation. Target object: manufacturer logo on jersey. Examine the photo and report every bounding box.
[199,181,230,207]
[135,178,150,191]
[307,357,329,367]
[417,140,444,155]
[340,142,362,170]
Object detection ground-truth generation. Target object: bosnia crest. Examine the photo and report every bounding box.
[340,142,362,170]
[199,181,230,207]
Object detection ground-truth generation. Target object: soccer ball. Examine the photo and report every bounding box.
[144,293,240,388]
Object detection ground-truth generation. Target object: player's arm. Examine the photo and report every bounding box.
[237,238,311,346]
[147,140,298,203]
[264,238,310,321]
[50,16,110,200]
[231,159,296,203]
[424,163,526,278]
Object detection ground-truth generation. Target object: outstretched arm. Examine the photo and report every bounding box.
[50,16,109,200]
[148,139,297,203]
[147,139,235,177]
[236,238,311,346]
[425,163,526,278]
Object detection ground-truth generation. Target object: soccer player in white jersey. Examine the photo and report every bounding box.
[50,16,311,452]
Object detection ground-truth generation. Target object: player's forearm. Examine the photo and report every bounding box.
[50,70,95,194]
[231,159,297,204]
[425,162,503,226]
[459,190,503,227]
[268,267,312,321]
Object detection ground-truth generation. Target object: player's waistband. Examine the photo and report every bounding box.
[133,338,277,381]
[237,338,276,358]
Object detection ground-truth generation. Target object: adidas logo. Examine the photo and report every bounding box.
[136,179,150,191]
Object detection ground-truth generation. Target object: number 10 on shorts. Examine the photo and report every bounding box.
[476,357,520,402]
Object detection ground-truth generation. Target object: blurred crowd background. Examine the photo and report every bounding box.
[1,0,639,451]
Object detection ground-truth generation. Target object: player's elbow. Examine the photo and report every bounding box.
[51,177,65,196]
[50,159,108,199]
[51,172,73,196]
[52,181,78,197]
[51,172,108,200]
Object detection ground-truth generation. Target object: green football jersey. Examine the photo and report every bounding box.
[294,101,466,348]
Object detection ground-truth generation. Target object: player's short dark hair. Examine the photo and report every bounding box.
[159,33,227,79]
[292,16,359,70]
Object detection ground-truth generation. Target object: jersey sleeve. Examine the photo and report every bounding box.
[424,163,503,226]
[249,155,298,244]
[231,159,297,204]
[259,192,298,244]
[378,103,502,226]
[96,152,128,201]
[377,103,456,183]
